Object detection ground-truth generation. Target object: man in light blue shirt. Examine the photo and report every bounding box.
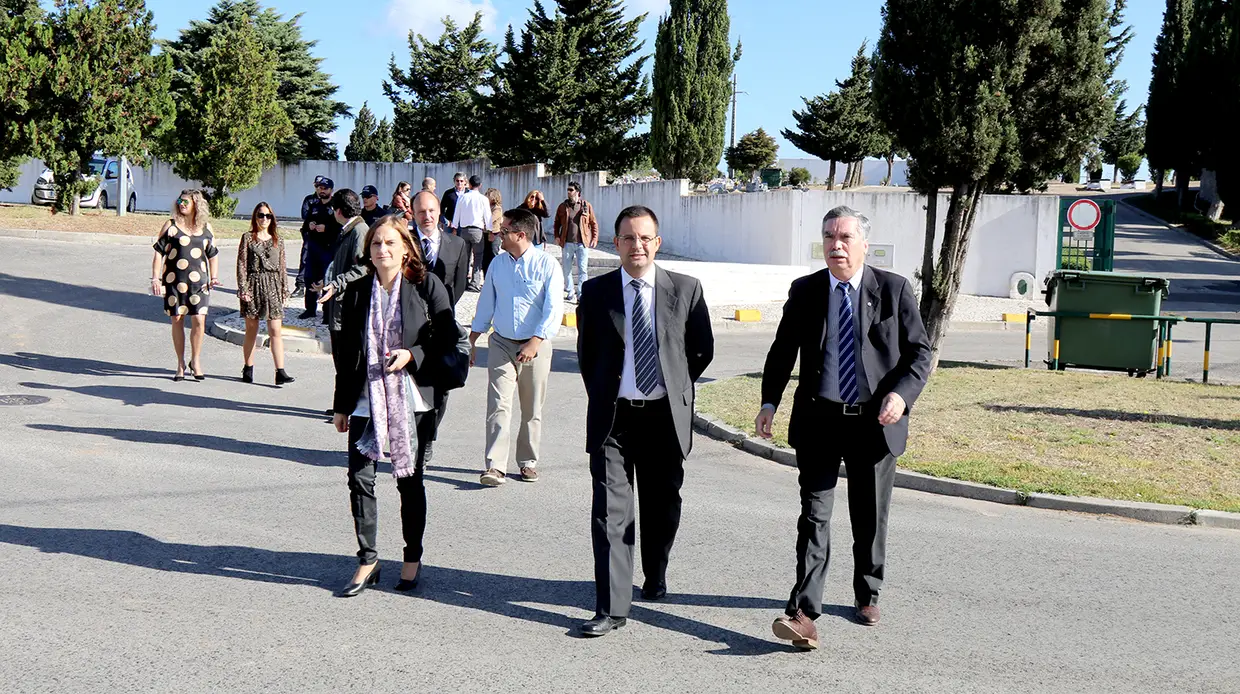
[470,208,565,486]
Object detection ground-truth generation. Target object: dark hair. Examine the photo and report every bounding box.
[361,214,426,284]
[502,208,540,239]
[330,189,362,218]
[249,202,279,244]
[468,174,482,188]
[567,181,581,193]
[395,181,411,195]
[614,205,660,236]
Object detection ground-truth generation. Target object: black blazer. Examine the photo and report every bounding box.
[761,266,932,456]
[332,272,456,416]
[577,267,714,459]
[425,232,469,307]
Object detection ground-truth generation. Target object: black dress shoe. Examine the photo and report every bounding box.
[335,565,381,598]
[298,309,316,320]
[394,576,419,592]
[641,583,667,600]
[275,369,295,385]
[580,614,627,637]
[241,365,254,383]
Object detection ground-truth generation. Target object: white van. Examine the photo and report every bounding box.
[32,156,137,211]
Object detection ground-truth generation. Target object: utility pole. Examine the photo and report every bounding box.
[728,74,745,179]
[117,155,128,217]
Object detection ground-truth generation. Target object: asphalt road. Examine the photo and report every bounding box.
[1,236,1238,693]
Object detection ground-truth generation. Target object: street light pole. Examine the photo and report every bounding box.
[117,155,128,217]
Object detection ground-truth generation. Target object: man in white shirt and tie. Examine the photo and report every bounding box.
[574,206,714,637]
[450,174,492,292]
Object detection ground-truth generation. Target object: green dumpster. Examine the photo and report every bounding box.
[1044,271,1170,374]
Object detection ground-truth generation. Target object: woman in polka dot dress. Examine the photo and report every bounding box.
[149,189,220,381]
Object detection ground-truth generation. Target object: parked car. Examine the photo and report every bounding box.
[32,156,137,211]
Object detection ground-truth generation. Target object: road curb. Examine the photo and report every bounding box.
[691,412,1240,530]
[0,226,257,247]
[207,312,331,355]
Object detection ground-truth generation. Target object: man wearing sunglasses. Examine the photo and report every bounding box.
[439,172,467,235]
[298,175,341,318]
[553,181,599,303]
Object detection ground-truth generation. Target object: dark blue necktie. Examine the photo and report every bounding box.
[838,283,859,404]
[422,237,435,265]
[631,279,659,395]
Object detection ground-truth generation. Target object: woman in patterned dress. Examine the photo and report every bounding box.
[148,190,219,381]
[236,202,295,386]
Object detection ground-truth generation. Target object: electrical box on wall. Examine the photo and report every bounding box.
[867,244,894,268]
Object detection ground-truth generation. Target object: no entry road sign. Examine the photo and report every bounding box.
[1067,198,1102,231]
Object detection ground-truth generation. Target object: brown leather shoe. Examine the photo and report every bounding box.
[771,610,818,650]
[855,604,880,626]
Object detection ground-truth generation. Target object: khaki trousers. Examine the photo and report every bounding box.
[484,334,553,472]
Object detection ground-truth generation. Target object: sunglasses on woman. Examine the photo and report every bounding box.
[176,198,190,205]
[256,213,273,220]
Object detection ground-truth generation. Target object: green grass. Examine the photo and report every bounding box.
[0,203,255,239]
[697,367,1240,512]
[1125,192,1239,254]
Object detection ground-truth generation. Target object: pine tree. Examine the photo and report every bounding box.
[1144,0,1193,200]
[160,0,348,163]
[724,128,778,179]
[159,20,292,217]
[874,0,1111,366]
[33,0,174,214]
[374,117,398,163]
[648,0,741,183]
[385,13,496,163]
[783,43,886,189]
[486,10,584,172]
[0,0,49,190]
[345,102,378,162]
[536,0,652,175]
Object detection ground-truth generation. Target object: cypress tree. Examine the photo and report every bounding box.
[1144,0,1193,199]
[648,0,741,183]
[385,13,496,163]
[1099,101,1145,182]
[159,20,292,217]
[160,0,348,162]
[345,102,378,162]
[0,0,49,190]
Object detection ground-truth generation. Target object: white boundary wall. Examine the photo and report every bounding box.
[2,157,1058,297]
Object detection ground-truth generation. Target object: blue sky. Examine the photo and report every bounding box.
[143,0,1168,164]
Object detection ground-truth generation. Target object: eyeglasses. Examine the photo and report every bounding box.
[176,198,189,205]
[256,213,273,220]
[617,235,656,246]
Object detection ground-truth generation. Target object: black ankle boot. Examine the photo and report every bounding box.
[275,368,295,385]
[241,365,254,383]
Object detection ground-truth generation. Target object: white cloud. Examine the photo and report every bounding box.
[626,0,670,19]
[385,0,500,39]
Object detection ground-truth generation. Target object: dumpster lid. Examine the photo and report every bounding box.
[1044,270,1170,305]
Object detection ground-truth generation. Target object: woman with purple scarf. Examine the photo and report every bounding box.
[330,214,456,597]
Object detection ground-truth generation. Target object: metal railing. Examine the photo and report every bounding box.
[1023,310,1240,383]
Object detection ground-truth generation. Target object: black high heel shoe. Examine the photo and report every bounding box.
[241,365,254,383]
[275,368,295,385]
[394,563,420,592]
[173,363,186,382]
[336,565,381,598]
[189,360,206,381]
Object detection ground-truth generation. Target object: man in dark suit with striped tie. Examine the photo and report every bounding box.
[756,205,931,650]
[575,205,714,637]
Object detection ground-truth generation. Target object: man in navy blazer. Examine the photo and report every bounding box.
[757,205,932,649]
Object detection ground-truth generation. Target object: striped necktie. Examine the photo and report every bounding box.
[630,279,659,395]
[838,283,859,404]
[422,237,435,265]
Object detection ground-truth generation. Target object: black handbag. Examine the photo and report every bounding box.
[414,280,471,391]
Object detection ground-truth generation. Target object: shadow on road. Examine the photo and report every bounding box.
[0,523,788,655]
[0,272,166,324]
[984,404,1240,430]
[26,423,341,467]
[19,381,325,419]
[0,352,170,378]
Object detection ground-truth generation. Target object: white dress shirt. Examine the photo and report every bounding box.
[618,266,667,400]
[451,188,492,230]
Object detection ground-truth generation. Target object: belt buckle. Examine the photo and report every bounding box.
[842,403,862,416]
[628,399,646,408]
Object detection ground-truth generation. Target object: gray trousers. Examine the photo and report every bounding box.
[787,404,895,619]
[458,226,484,286]
[484,334,553,472]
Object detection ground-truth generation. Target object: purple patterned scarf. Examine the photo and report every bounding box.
[356,273,417,478]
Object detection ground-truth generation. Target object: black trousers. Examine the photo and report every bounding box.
[787,400,896,619]
[590,397,685,618]
[418,390,449,443]
[347,414,430,565]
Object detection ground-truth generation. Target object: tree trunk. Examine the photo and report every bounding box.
[883,154,894,186]
[920,191,939,305]
[1174,169,1191,210]
[842,162,853,189]
[1111,165,1119,184]
[851,160,865,187]
[919,181,985,372]
[1153,169,1164,199]
[827,161,837,190]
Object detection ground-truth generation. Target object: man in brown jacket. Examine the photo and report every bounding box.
[554,181,599,302]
